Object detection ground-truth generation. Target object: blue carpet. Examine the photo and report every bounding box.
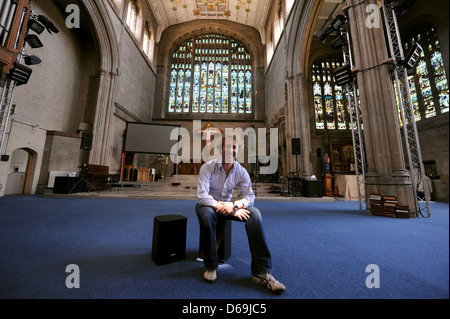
[0,195,448,300]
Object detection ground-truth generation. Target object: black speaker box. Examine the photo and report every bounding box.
[303,180,323,197]
[291,138,301,155]
[81,132,93,150]
[152,215,187,265]
[53,176,85,194]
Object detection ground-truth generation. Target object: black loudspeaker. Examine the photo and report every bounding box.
[316,147,324,158]
[81,132,93,150]
[303,180,323,197]
[291,138,301,155]
[152,215,187,265]
[53,176,85,194]
[198,219,232,263]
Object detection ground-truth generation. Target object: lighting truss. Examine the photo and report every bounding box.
[382,0,431,217]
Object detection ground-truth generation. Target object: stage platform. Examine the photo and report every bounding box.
[43,175,336,202]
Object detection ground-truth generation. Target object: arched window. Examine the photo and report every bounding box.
[167,33,252,114]
[142,22,152,59]
[312,57,348,130]
[403,23,449,121]
[126,0,138,34]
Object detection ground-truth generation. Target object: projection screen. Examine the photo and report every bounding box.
[123,122,180,154]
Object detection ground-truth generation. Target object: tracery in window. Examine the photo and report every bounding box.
[312,58,349,130]
[168,33,252,114]
[402,24,449,121]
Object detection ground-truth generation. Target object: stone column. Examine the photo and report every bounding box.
[89,69,117,165]
[285,75,297,175]
[346,0,415,210]
[285,72,313,178]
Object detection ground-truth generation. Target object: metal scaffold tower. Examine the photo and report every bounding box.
[342,32,367,212]
[332,15,367,211]
[0,76,17,157]
[382,0,431,217]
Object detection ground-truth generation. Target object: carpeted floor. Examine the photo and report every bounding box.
[0,195,448,301]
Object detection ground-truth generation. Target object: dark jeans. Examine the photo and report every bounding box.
[195,204,272,275]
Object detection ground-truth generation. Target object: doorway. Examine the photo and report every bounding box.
[4,148,35,195]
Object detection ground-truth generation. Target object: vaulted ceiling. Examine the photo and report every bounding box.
[147,0,345,42]
[147,0,272,41]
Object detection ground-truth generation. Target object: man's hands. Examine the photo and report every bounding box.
[232,208,250,221]
[216,201,234,215]
[216,201,250,221]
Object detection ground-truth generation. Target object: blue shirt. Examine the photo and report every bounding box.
[196,158,255,208]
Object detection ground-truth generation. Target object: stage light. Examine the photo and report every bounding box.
[330,15,347,31]
[320,25,335,43]
[24,55,42,65]
[331,35,346,50]
[28,19,45,34]
[7,62,33,85]
[37,15,59,34]
[24,34,43,48]
[320,15,347,44]
[405,42,423,69]
[333,64,353,86]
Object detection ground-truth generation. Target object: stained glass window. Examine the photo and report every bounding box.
[402,24,449,121]
[312,58,348,130]
[167,33,252,114]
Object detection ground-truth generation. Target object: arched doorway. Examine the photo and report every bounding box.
[4,148,37,195]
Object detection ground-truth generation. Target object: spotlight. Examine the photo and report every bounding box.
[320,26,335,43]
[331,35,346,50]
[330,15,347,31]
[25,34,43,48]
[7,62,33,86]
[37,15,59,34]
[320,15,347,44]
[333,64,353,86]
[405,42,423,69]
[24,55,42,65]
[28,19,45,34]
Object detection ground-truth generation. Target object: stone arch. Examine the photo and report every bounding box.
[157,20,264,69]
[154,20,265,121]
[80,0,120,165]
[283,0,322,175]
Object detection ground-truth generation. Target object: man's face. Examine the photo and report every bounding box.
[223,137,237,163]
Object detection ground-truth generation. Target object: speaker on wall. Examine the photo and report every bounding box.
[152,214,187,265]
[291,138,301,155]
[81,132,93,150]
